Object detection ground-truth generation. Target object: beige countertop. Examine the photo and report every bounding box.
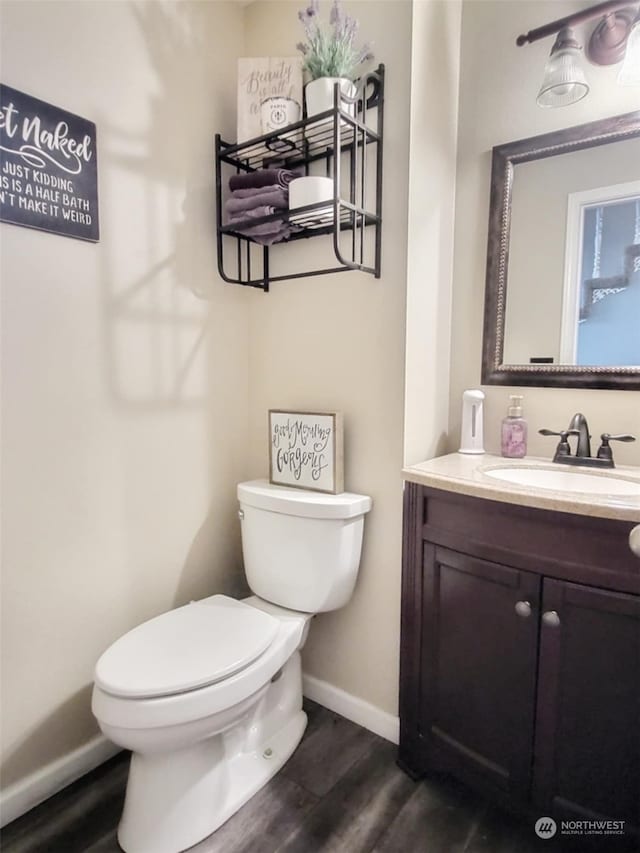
[403,453,640,522]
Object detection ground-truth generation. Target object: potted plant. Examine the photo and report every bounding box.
[297,0,373,118]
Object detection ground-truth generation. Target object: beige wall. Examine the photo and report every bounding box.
[450,0,640,463]
[243,0,413,716]
[404,0,461,465]
[0,0,248,788]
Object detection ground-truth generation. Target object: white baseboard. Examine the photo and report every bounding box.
[1,681,398,827]
[0,734,120,828]
[303,673,399,744]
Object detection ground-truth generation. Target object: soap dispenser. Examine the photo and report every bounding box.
[501,395,527,458]
[459,389,485,454]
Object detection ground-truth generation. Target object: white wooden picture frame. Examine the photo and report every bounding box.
[269,410,344,494]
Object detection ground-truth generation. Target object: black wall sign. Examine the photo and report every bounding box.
[0,85,99,242]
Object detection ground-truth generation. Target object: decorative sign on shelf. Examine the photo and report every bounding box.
[269,410,344,494]
[0,84,99,242]
[237,57,303,142]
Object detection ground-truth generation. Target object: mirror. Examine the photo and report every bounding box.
[482,110,640,390]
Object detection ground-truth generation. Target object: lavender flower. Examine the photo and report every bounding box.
[329,0,341,28]
[344,15,358,46]
[296,0,374,81]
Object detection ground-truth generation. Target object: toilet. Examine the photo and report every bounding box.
[91,479,371,853]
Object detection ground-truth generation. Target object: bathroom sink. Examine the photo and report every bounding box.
[482,465,640,497]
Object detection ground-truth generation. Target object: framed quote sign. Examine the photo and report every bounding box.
[237,57,303,142]
[0,84,99,242]
[269,410,344,494]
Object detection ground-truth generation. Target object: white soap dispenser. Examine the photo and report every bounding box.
[459,389,485,454]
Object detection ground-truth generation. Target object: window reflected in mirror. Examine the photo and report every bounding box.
[571,190,640,367]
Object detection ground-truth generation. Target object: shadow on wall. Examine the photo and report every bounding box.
[1,686,97,790]
[174,509,251,608]
[93,0,250,594]
[97,0,235,412]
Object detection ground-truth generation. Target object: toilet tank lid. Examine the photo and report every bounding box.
[238,480,372,519]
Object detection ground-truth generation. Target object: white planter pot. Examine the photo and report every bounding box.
[305,77,357,118]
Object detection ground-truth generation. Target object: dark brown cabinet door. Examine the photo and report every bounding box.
[418,545,541,801]
[533,579,640,833]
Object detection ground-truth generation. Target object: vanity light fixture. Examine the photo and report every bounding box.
[517,0,640,107]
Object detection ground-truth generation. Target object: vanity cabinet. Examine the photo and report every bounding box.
[400,483,640,837]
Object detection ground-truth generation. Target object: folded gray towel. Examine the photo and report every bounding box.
[229,168,301,192]
[228,205,278,222]
[231,184,280,199]
[230,221,291,245]
[227,205,287,245]
[226,188,288,215]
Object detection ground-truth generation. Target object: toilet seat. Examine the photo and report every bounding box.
[92,597,311,732]
[94,596,279,699]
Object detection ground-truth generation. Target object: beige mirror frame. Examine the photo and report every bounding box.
[481,110,640,390]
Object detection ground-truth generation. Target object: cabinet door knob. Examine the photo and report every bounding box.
[630,525,640,558]
[542,610,561,627]
[514,600,532,618]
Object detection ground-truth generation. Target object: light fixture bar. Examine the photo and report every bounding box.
[517,0,638,47]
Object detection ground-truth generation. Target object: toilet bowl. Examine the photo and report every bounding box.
[93,596,310,853]
[92,480,371,853]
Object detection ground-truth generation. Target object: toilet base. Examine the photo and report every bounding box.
[116,653,307,853]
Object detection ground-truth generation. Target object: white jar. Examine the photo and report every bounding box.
[288,176,334,229]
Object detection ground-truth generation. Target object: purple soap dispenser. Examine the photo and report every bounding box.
[501,395,528,458]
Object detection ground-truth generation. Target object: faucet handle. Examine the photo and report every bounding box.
[597,433,636,463]
[539,428,579,458]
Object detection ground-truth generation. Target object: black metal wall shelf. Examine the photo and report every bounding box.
[215,64,384,292]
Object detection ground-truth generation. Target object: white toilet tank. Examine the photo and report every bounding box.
[237,480,372,613]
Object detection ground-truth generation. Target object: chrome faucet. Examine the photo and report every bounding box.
[539,412,636,469]
[568,412,591,458]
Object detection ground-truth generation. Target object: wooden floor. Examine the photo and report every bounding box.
[1,701,583,853]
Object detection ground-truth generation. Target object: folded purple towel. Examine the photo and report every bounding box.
[228,205,279,222]
[225,188,288,215]
[229,220,291,245]
[230,184,280,199]
[229,168,301,192]
[227,206,290,244]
